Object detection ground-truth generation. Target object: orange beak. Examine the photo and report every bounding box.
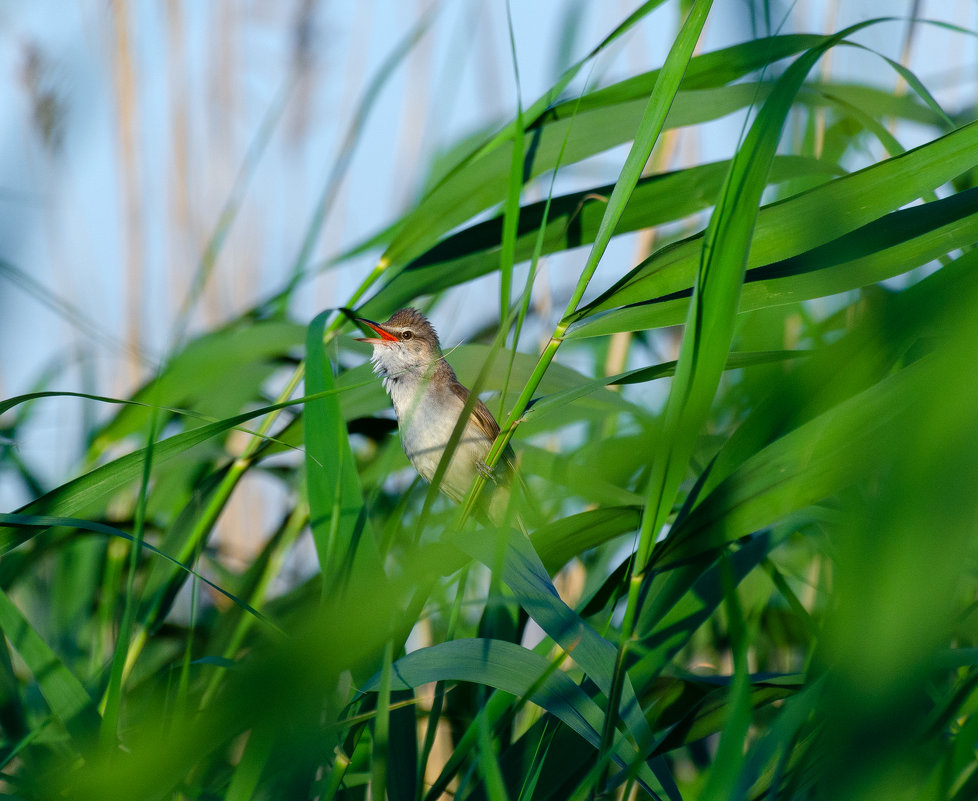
[354,317,399,344]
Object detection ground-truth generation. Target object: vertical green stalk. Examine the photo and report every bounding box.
[606,16,881,781]
[176,548,201,718]
[99,403,159,748]
[461,0,713,527]
[371,639,395,800]
[698,556,753,801]
[417,566,469,796]
[516,721,557,801]
[478,707,510,801]
[500,58,594,422]
[499,0,525,321]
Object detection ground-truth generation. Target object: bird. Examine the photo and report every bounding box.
[354,307,517,525]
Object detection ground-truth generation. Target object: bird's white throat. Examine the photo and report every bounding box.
[369,347,435,399]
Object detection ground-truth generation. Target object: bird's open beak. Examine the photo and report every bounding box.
[354,317,399,344]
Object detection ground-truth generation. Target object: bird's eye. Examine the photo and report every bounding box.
[401,330,413,340]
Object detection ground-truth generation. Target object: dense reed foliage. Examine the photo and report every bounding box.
[2,2,978,799]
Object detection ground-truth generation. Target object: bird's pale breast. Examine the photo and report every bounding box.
[391,380,490,502]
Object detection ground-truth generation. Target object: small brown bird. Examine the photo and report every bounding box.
[355,308,516,524]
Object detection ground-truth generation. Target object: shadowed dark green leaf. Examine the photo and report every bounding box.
[454,527,654,753]
[347,32,841,268]
[569,185,978,337]
[361,638,667,799]
[572,118,978,326]
[632,533,781,686]
[363,156,840,315]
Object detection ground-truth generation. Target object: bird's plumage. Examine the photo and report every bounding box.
[355,308,515,520]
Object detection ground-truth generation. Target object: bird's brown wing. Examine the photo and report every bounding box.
[449,382,535,529]
[448,382,501,441]
[447,381,516,481]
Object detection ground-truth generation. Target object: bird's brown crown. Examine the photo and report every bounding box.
[382,308,440,347]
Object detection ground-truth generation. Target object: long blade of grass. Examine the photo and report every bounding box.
[608,15,888,778]
[697,558,754,801]
[685,240,978,513]
[638,14,889,571]
[552,0,683,243]
[304,311,369,593]
[357,28,832,271]
[364,156,838,315]
[478,703,510,801]
[499,0,525,320]
[371,640,395,801]
[572,117,978,324]
[0,384,371,554]
[525,349,808,422]
[532,506,643,575]
[94,319,304,446]
[569,185,978,336]
[654,350,952,570]
[374,0,672,269]
[463,0,714,526]
[99,404,158,742]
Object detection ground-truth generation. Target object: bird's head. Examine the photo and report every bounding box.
[355,307,443,379]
